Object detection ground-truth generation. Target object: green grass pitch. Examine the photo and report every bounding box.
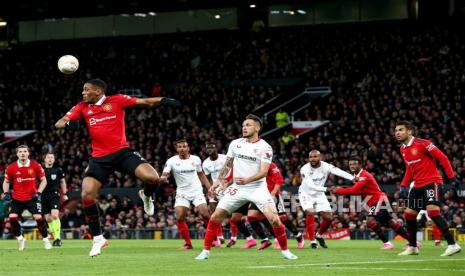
[0,239,463,275]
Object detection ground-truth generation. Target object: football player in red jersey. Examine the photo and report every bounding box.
[333,156,409,250]
[247,162,304,250]
[1,145,51,251]
[395,121,461,256]
[55,79,180,257]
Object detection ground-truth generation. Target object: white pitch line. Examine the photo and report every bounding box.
[325,267,465,272]
[247,258,465,269]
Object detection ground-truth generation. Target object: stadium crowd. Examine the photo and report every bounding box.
[1,20,464,238]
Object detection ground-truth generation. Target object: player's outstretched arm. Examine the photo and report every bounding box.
[135,97,181,108]
[55,116,70,129]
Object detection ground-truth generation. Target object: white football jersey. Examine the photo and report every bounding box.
[226,138,273,189]
[299,161,353,195]
[163,155,203,194]
[202,154,227,182]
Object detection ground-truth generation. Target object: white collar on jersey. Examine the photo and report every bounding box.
[17,160,31,167]
[354,169,363,177]
[93,95,107,106]
[402,136,415,148]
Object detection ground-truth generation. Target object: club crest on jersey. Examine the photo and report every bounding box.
[253,149,260,155]
[411,149,418,155]
[102,103,112,112]
[28,169,34,175]
[51,174,57,180]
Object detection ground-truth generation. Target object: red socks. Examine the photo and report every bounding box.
[177,221,191,245]
[230,220,238,238]
[306,215,315,240]
[204,221,221,250]
[272,224,288,251]
[318,219,331,235]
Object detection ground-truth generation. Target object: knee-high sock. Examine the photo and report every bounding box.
[177,221,191,245]
[404,212,417,247]
[143,178,159,197]
[248,216,267,240]
[427,210,455,245]
[52,219,61,240]
[9,217,22,237]
[306,215,315,240]
[318,219,331,235]
[204,221,221,250]
[230,220,238,238]
[432,224,441,241]
[35,217,49,239]
[368,221,388,243]
[280,214,299,236]
[217,225,224,238]
[272,224,288,251]
[391,222,409,240]
[83,199,102,236]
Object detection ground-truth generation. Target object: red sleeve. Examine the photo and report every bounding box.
[35,163,45,178]
[400,165,413,187]
[65,102,84,120]
[4,165,12,181]
[335,179,366,195]
[115,94,137,109]
[423,142,455,179]
[270,168,284,186]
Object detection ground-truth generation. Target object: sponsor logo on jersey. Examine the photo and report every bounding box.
[89,115,117,125]
[16,177,36,183]
[237,154,257,162]
[178,170,196,173]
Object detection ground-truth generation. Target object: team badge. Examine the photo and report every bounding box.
[28,169,34,175]
[411,148,418,155]
[51,174,57,180]
[102,103,112,112]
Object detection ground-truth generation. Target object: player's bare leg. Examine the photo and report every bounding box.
[398,208,419,255]
[135,163,160,216]
[314,211,332,248]
[247,209,271,250]
[9,214,26,251]
[82,177,108,257]
[423,205,461,256]
[304,210,317,249]
[262,203,298,259]
[196,208,230,260]
[175,206,193,249]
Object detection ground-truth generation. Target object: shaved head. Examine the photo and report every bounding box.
[308,150,321,167]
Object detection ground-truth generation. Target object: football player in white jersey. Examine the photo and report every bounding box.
[202,141,227,246]
[161,139,212,250]
[195,114,297,260]
[299,150,354,249]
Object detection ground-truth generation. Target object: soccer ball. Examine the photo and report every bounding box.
[57,55,79,74]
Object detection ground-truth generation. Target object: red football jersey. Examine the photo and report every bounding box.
[65,94,137,157]
[5,160,45,201]
[400,137,454,188]
[335,169,385,207]
[266,162,283,194]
